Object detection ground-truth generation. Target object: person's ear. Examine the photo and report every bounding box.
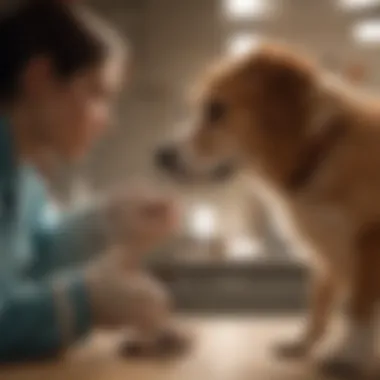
[21,56,56,99]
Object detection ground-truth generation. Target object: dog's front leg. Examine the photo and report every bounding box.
[319,227,380,378]
[275,266,338,359]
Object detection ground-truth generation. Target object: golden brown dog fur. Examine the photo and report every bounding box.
[181,44,380,363]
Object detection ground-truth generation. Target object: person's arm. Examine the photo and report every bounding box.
[0,274,91,362]
[29,201,111,277]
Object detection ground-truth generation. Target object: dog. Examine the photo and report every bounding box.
[155,43,380,377]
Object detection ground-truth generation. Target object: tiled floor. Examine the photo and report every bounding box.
[0,315,355,380]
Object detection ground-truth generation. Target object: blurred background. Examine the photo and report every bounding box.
[48,0,380,313]
[2,0,376,313]
[1,2,379,380]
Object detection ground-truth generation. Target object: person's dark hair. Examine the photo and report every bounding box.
[0,0,121,102]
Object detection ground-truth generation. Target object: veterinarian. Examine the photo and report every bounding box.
[0,0,176,361]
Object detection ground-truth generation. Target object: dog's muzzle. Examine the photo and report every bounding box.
[154,144,236,182]
[155,145,182,175]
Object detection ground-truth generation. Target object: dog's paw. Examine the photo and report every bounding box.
[120,338,150,357]
[155,327,192,356]
[120,327,191,358]
[318,357,365,379]
[273,340,310,360]
[318,323,375,378]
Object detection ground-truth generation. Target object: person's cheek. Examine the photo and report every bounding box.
[76,106,96,151]
[55,103,82,156]
[90,102,111,139]
[71,103,108,157]
[63,102,93,157]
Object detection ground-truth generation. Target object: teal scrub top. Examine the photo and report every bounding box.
[0,117,108,361]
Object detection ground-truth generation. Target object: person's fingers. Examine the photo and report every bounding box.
[133,198,180,233]
[105,184,183,252]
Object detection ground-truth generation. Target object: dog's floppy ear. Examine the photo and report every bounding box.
[309,88,338,137]
[252,51,316,136]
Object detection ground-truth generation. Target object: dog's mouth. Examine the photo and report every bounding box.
[210,162,236,181]
[154,145,236,184]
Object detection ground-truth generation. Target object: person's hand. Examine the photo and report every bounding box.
[104,185,181,255]
[85,251,170,332]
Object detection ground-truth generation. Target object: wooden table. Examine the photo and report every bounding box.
[0,316,337,380]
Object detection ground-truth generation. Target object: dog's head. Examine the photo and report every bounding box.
[155,44,336,185]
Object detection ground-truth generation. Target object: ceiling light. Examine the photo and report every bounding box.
[353,20,380,43]
[226,33,262,56]
[223,0,269,19]
[339,0,380,10]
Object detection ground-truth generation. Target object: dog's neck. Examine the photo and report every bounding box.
[285,114,346,192]
[249,111,347,194]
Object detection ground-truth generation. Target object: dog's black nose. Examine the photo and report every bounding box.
[211,163,236,181]
[155,146,179,171]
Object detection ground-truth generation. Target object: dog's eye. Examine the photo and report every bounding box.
[205,101,226,124]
